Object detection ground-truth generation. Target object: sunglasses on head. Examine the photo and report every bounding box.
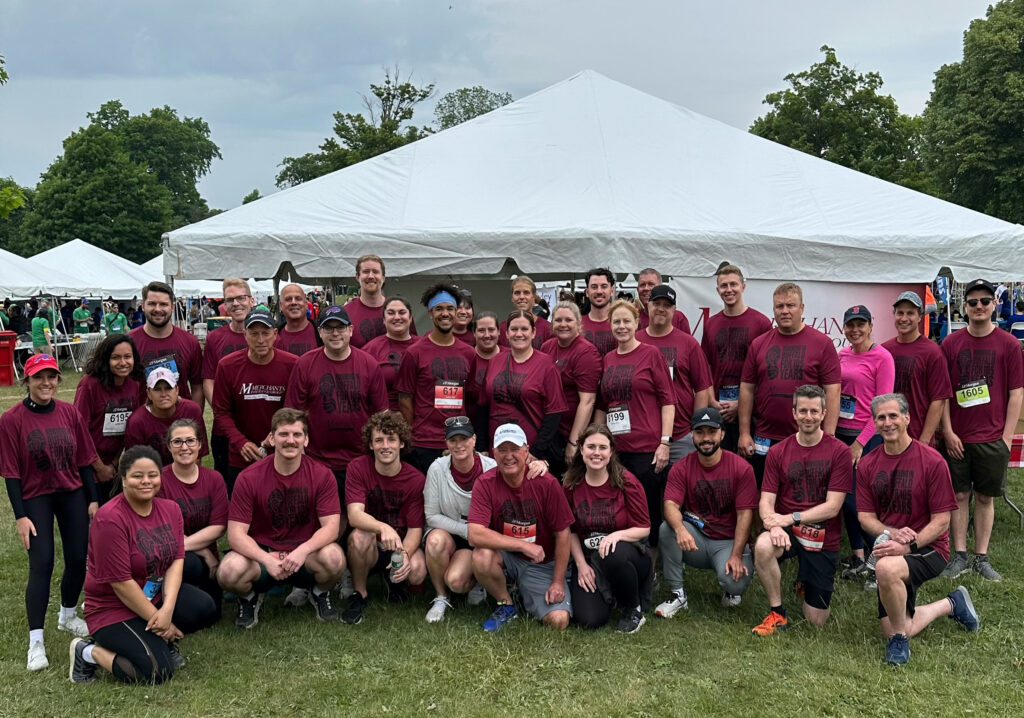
[444,416,471,427]
[965,297,993,307]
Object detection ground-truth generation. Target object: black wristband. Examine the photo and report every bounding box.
[908,541,919,554]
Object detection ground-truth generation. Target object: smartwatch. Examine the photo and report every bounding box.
[792,512,802,526]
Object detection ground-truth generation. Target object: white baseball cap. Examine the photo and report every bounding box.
[493,423,528,447]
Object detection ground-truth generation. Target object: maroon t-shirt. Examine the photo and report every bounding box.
[129,325,203,399]
[741,326,842,440]
[762,434,853,552]
[73,374,141,465]
[274,322,319,357]
[229,455,341,551]
[344,455,426,539]
[344,297,418,348]
[0,400,98,499]
[467,468,574,562]
[479,350,568,446]
[941,327,1024,443]
[598,343,674,452]
[639,328,714,438]
[85,495,184,633]
[453,330,476,347]
[498,317,553,351]
[395,336,478,449]
[882,335,952,441]
[856,440,958,561]
[701,308,773,401]
[638,307,691,335]
[201,324,247,380]
[563,470,650,539]
[541,335,603,439]
[581,315,617,356]
[213,349,298,468]
[124,399,208,467]
[665,450,758,540]
[451,454,484,491]
[158,465,229,538]
[284,347,387,471]
[364,334,420,411]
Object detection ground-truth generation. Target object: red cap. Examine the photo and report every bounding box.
[24,354,60,377]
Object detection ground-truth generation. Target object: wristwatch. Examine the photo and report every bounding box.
[660,435,671,444]
[908,541,919,554]
[792,512,802,526]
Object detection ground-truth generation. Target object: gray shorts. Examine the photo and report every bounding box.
[501,550,573,621]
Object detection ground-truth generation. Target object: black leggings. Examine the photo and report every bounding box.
[570,542,652,629]
[183,551,223,619]
[22,488,89,630]
[618,451,667,548]
[837,431,883,552]
[92,583,220,684]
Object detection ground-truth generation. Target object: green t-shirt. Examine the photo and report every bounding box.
[0,310,7,330]
[72,307,92,334]
[31,316,51,347]
[104,312,129,334]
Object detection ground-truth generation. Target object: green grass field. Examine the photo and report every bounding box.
[1,373,1022,717]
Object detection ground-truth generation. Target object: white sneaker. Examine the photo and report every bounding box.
[27,640,48,671]
[655,589,688,618]
[425,595,452,623]
[467,583,487,607]
[58,613,90,638]
[721,592,742,608]
[284,587,310,607]
[335,569,356,599]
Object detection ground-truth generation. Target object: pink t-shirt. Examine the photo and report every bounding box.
[344,454,425,539]
[838,344,895,446]
[882,335,952,441]
[468,468,574,562]
[498,317,553,351]
[395,336,478,449]
[158,465,229,538]
[762,434,852,552]
[345,297,418,349]
[701,308,773,401]
[541,335,603,439]
[129,325,203,399]
[563,470,649,539]
[638,307,691,335]
[741,326,842,440]
[274,322,319,357]
[478,350,568,446]
[664,450,758,541]
[284,347,388,471]
[0,400,98,499]
[364,334,420,411]
[598,343,674,452]
[124,399,208,467]
[201,325,247,380]
[941,327,1024,443]
[73,374,141,465]
[639,328,714,438]
[229,455,341,551]
[213,349,297,468]
[856,440,958,560]
[85,495,184,633]
[581,315,617,356]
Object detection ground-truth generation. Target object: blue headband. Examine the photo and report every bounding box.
[428,291,458,310]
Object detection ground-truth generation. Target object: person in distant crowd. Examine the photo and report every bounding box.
[468,424,575,633]
[8,303,29,335]
[452,289,475,346]
[657,408,756,617]
[31,300,54,354]
[124,368,208,468]
[939,279,1024,582]
[344,254,417,348]
[103,302,129,335]
[701,264,773,452]
[130,304,144,329]
[73,298,94,334]
[1,354,98,671]
[199,298,216,322]
[396,283,479,474]
[71,445,219,685]
[738,282,842,485]
[581,268,618,355]
[855,393,978,666]
[74,334,144,503]
[751,385,851,636]
[129,282,204,409]
[1007,299,1024,338]
[0,298,9,329]
[499,276,553,349]
[343,411,428,625]
[274,283,321,356]
[217,408,345,628]
[364,297,420,411]
[635,268,691,334]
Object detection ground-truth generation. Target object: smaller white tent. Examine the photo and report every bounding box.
[140,256,314,302]
[0,247,95,298]
[31,239,153,299]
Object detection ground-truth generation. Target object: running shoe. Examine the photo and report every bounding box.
[483,602,517,632]
[615,608,646,634]
[168,642,186,670]
[467,583,487,607]
[940,553,970,579]
[840,556,867,580]
[972,555,1002,582]
[342,593,368,625]
[863,569,878,591]
[68,638,96,683]
[335,569,356,599]
[57,613,90,638]
[721,592,742,608]
[235,593,263,629]
[284,588,310,608]
[751,611,788,636]
[27,640,48,671]
[383,575,409,604]
[425,595,452,624]
[885,633,910,665]
[312,589,339,621]
[948,586,980,632]
[655,589,688,618]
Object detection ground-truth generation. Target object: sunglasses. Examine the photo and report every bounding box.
[444,416,471,427]
[965,297,994,307]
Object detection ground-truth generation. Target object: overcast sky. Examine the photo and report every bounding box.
[0,1,993,211]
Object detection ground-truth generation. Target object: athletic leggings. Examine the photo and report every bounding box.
[92,583,219,685]
[22,488,89,630]
[837,431,883,552]
[618,451,667,548]
[570,541,651,629]
[183,551,223,619]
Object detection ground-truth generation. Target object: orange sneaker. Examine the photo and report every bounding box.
[751,610,788,636]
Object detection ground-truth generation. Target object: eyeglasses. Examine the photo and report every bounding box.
[320,325,349,334]
[965,297,993,307]
[224,295,252,305]
[444,416,471,427]
[169,437,199,448]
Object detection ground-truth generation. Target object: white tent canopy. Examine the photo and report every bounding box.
[0,247,96,298]
[31,239,154,299]
[164,70,1024,284]
[140,256,314,301]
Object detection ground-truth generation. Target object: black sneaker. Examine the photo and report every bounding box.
[342,593,368,625]
[312,589,339,621]
[383,575,409,604]
[235,593,263,630]
[841,556,867,580]
[167,642,186,670]
[615,608,646,635]
[68,638,97,683]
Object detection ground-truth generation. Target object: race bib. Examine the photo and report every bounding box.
[606,404,632,435]
[583,533,607,550]
[142,577,164,601]
[792,522,825,552]
[503,520,537,543]
[434,380,464,410]
[839,393,857,420]
[718,385,739,402]
[955,379,990,408]
[754,435,771,456]
[101,400,132,436]
[145,355,179,380]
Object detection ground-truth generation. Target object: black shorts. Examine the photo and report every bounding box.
[780,529,839,599]
[943,439,1009,496]
[877,549,946,619]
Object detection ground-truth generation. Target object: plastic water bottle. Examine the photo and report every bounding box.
[389,550,404,580]
[865,530,890,570]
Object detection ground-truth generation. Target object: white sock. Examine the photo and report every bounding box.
[59,605,76,620]
[29,629,44,646]
[82,644,96,664]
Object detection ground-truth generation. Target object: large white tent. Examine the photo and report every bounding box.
[163,69,1024,285]
[31,239,154,298]
[0,247,95,298]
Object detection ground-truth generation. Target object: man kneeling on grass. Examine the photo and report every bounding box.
[468,424,574,632]
[856,393,979,666]
[217,408,345,628]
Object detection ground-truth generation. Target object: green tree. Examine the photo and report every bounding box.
[0,53,9,85]
[0,179,32,252]
[434,86,513,130]
[276,68,435,187]
[921,0,1024,222]
[750,46,931,191]
[242,188,262,204]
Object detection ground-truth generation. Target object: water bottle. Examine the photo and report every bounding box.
[389,550,404,581]
[865,530,890,570]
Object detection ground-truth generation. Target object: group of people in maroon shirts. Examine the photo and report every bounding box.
[4,253,1019,683]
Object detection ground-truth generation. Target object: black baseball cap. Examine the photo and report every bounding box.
[691,407,723,430]
[318,306,351,328]
[843,305,872,324]
[244,307,275,329]
[649,284,676,305]
[964,279,996,297]
[444,415,474,440]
